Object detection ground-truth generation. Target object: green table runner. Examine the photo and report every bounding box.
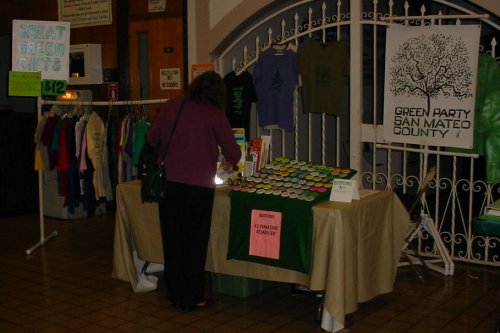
[227,190,327,273]
[226,159,356,273]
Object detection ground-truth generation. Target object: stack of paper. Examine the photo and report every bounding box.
[484,199,500,217]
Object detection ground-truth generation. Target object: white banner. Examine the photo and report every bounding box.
[11,20,70,81]
[383,25,481,149]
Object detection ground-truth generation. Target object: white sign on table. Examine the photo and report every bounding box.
[329,179,360,203]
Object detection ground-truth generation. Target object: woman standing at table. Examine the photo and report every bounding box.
[147,71,242,311]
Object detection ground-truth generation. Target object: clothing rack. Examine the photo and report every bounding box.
[27,96,168,255]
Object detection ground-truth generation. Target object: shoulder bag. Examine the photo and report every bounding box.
[139,99,186,203]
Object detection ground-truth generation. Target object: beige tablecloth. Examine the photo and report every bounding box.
[112,180,409,332]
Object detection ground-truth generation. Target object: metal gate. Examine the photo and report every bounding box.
[213,0,500,267]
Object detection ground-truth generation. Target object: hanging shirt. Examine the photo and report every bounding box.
[41,114,61,170]
[86,111,107,199]
[224,70,257,141]
[34,113,48,171]
[253,44,298,131]
[132,119,148,168]
[106,115,119,190]
[57,119,71,172]
[79,121,88,173]
[74,116,86,159]
[297,38,349,116]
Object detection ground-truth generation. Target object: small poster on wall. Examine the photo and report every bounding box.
[8,71,41,97]
[191,63,215,81]
[58,0,112,28]
[148,0,166,12]
[160,68,181,90]
[11,20,70,81]
[383,24,480,149]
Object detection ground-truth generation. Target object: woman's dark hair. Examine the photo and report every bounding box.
[186,71,226,109]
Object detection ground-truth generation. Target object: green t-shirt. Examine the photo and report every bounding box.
[297,38,349,116]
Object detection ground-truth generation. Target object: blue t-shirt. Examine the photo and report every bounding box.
[253,45,298,131]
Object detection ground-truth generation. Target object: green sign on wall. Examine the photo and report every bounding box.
[8,71,41,97]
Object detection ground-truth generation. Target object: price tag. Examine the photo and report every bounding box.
[41,79,67,96]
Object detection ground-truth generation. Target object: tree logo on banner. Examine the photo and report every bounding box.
[389,33,473,114]
[383,25,480,149]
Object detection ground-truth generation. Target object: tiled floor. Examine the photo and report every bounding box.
[1,211,499,332]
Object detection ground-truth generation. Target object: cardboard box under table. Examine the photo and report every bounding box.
[211,272,273,297]
[112,180,409,333]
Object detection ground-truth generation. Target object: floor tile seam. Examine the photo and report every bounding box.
[187,317,241,332]
[462,304,500,328]
[469,293,500,313]
[403,307,476,333]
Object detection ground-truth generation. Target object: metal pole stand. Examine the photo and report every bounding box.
[400,214,454,276]
[26,169,58,255]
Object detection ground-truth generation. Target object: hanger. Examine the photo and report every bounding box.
[138,103,149,123]
[271,40,289,52]
[48,104,59,116]
[83,107,92,121]
[107,100,114,121]
[67,100,82,118]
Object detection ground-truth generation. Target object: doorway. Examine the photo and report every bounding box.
[128,17,184,115]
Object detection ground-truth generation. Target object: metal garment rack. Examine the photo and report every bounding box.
[26,96,168,255]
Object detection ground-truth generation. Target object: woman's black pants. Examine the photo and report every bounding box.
[158,181,215,310]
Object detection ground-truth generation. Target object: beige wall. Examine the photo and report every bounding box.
[471,0,500,17]
[210,0,244,29]
[187,0,274,69]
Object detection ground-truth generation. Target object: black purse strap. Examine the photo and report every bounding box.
[157,98,186,164]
